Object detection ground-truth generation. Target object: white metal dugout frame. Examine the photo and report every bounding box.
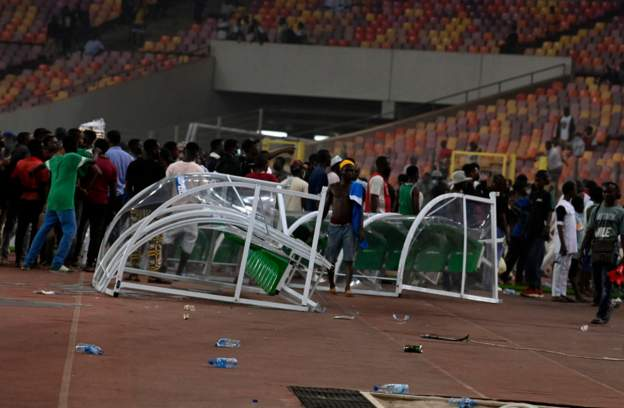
[397,192,502,303]
[293,192,502,303]
[94,173,502,311]
[93,174,332,312]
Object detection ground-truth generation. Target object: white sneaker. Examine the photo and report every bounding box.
[51,265,72,273]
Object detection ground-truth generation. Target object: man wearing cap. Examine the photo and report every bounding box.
[449,170,473,193]
[328,155,342,185]
[323,159,362,296]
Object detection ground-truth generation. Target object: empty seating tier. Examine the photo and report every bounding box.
[242,0,618,53]
[322,77,624,191]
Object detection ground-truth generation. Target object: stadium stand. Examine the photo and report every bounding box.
[0,0,122,74]
[0,43,45,73]
[0,0,121,44]
[243,0,619,52]
[0,1,212,113]
[528,16,624,75]
[320,76,624,190]
[2,0,624,160]
[3,0,622,112]
[140,18,215,55]
[0,51,194,112]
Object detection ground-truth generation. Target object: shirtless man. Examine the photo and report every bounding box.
[322,160,362,296]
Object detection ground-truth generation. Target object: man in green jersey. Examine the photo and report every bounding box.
[22,132,91,272]
[398,165,422,215]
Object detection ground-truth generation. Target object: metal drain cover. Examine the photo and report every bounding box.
[288,386,374,408]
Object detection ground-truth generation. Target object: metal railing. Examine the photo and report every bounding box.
[300,62,569,142]
[436,63,568,104]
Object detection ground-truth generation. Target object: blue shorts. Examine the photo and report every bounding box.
[326,223,356,264]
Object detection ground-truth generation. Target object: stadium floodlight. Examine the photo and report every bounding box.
[261,130,288,138]
[314,135,330,141]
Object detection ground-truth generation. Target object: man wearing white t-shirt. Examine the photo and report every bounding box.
[161,142,206,276]
[365,156,391,213]
[552,181,577,302]
[556,107,575,145]
[546,140,566,191]
[281,160,308,213]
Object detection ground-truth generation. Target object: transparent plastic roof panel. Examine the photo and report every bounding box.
[93,173,332,312]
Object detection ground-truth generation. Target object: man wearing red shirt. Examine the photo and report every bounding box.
[438,140,452,177]
[245,155,278,183]
[83,138,117,271]
[11,139,50,268]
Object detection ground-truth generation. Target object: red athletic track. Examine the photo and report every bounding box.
[1,266,623,408]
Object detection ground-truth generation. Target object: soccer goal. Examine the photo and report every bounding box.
[450,150,516,180]
[185,122,310,162]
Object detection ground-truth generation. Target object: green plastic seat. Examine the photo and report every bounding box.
[245,248,289,295]
[213,233,244,264]
[426,224,483,274]
[211,232,291,295]
[369,222,407,271]
[354,231,386,271]
[447,240,484,274]
[404,224,451,274]
[412,248,448,272]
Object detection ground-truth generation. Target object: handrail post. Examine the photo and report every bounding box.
[257,108,264,133]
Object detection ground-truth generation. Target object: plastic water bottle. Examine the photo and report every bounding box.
[449,397,477,408]
[216,338,241,348]
[502,288,517,296]
[372,384,409,394]
[75,343,103,355]
[209,357,238,368]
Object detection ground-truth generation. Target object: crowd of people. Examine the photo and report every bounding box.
[0,128,198,275]
[0,128,621,324]
[216,14,308,45]
[259,142,620,324]
[311,148,620,324]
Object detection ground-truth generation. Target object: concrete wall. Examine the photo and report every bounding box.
[0,44,572,141]
[0,58,222,141]
[211,41,571,104]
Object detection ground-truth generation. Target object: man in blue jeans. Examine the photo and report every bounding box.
[322,159,364,296]
[23,132,91,272]
[521,170,552,298]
